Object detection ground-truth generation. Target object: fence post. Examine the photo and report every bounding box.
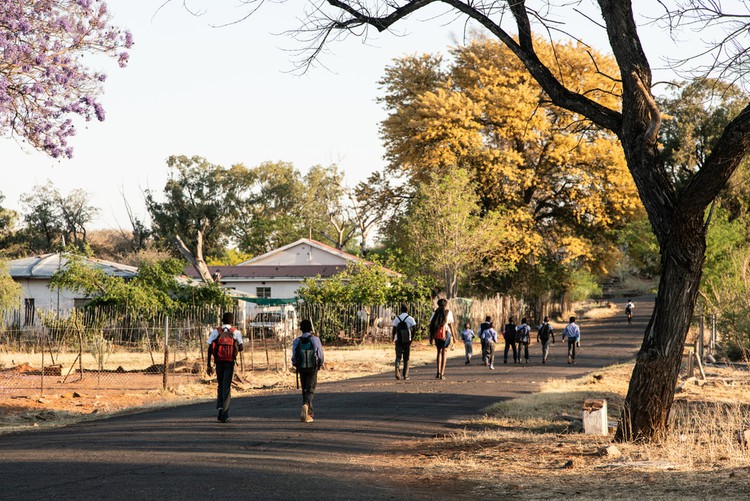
[710,314,717,354]
[698,315,705,361]
[40,327,45,397]
[163,316,169,390]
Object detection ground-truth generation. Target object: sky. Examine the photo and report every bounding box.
[1,2,689,232]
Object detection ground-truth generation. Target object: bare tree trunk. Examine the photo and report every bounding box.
[174,231,214,283]
[616,213,706,441]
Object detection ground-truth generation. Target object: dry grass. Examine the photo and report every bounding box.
[391,360,750,499]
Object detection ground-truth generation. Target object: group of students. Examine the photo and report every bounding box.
[458,315,581,367]
[205,303,584,424]
[206,312,324,425]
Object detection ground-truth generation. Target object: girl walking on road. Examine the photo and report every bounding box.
[429,298,455,379]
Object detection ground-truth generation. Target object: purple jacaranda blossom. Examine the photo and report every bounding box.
[0,0,132,158]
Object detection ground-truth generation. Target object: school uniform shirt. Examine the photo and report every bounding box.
[483,328,498,343]
[460,329,475,343]
[206,324,244,347]
[516,323,531,342]
[291,332,325,368]
[391,313,417,342]
[562,323,581,340]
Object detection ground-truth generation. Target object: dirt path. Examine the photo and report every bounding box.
[0,298,649,500]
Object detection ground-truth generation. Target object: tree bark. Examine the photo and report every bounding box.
[616,212,706,440]
[174,232,214,284]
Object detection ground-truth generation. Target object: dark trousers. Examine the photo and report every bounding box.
[299,368,318,415]
[567,339,578,361]
[215,360,235,418]
[481,339,489,364]
[395,340,411,365]
[504,338,517,362]
[519,341,529,361]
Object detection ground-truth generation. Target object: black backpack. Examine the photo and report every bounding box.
[295,336,316,371]
[538,323,551,342]
[396,314,412,343]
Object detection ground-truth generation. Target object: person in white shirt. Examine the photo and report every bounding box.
[206,312,244,423]
[391,305,417,380]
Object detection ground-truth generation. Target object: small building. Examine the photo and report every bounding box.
[7,253,138,324]
[185,238,376,300]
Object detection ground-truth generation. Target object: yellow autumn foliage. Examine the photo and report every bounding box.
[379,35,641,275]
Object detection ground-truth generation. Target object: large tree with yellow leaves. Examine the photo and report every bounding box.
[379,38,641,280]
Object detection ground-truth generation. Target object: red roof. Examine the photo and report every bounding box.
[183,265,347,279]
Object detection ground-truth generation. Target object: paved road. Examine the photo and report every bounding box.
[0,297,651,500]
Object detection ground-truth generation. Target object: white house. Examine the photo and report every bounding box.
[186,239,369,300]
[7,253,139,324]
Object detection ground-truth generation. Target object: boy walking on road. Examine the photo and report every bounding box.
[392,305,417,379]
[206,312,244,423]
[292,319,325,423]
[460,322,475,365]
[503,317,518,364]
[561,316,581,364]
[537,317,555,364]
[516,318,531,363]
[479,316,491,365]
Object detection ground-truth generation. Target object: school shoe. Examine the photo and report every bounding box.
[300,403,309,422]
[217,409,223,421]
[489,364,494,370]
[395,364,402,380]
[304,414,314,423]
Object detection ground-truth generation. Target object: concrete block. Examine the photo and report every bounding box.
[583,398,608,436]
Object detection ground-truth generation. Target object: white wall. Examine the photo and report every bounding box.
[15,279,86,313]
[250,243,350,266]
[221,280,303,300]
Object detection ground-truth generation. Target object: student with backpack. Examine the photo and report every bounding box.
[292,319,324,422]
[516,318,531,363]
[392,305,417,380]
[625,299,635,325]
[561,316,581,364]
[206,312,244,423]
[536,316,555,364]
[503,317,518,364]
[460,322,475,365]
[479,316,492,366]
[429,298,455,379]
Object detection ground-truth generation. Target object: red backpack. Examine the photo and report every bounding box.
[213,326,238,363]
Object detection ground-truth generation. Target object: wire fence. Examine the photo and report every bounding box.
[0,294,566,396]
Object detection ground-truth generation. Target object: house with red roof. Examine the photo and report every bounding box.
[184,238,390,301]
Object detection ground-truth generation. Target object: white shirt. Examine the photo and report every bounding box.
[206,324,244,346]
[392,313,417,342]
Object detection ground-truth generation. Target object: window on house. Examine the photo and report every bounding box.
[74,298,91,309]
[24,298,35,326]
[256,287,272,298]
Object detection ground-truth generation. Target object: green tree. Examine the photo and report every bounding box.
[50,253,232,315]
[0,261,22,312]
[146,155,250,259]
[392,167,522,298]
[233,161,306,255]
[302,164,356,250]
